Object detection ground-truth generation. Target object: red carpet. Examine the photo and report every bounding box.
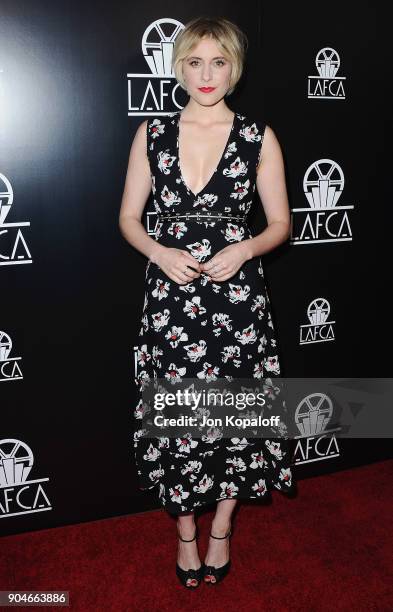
[1,460,393,612]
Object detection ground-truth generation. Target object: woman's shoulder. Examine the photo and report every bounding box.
[148,111,179,127]
[143,112,178,151]
[237,111,266,127]
[144,113,173,128]
[236,111,267,144]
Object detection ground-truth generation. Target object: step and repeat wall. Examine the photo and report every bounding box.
[1,1,390,536]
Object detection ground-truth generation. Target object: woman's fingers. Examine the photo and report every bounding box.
[172,275,189,284]
[202,258,220,272]
[172,267,196,284]
[209,265,236,281]
[181,251,202,271]
[181,268,198,280]
[207,262,228,276]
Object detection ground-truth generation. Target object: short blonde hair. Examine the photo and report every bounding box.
[172,16,248,96]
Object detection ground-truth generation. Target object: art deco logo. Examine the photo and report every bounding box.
[0,439,51,518]
[146,211,161,236]
[0,172,32,266]
[0,330,23,382]
[127,18,186,116]
[299,298,335,345]
[307,47,346,99]
[290,159,354,244]
[293,392,341,464]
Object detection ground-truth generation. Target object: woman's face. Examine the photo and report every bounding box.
[181,36,232,104]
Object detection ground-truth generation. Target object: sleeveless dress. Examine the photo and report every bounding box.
[133,110,296,515]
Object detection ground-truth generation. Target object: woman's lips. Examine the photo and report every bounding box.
[198,87,216,93]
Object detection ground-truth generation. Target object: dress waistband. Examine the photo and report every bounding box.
[157,211,247,222]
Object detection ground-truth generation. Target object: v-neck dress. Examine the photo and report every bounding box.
[133,110,296,515]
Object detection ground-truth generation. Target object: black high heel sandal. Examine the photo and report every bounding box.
[202,528,232,585]
[176,525,203,588]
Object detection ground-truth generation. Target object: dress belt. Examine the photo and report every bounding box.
[157,211,247,222]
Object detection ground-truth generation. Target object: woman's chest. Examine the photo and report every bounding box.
[149,113,262,210]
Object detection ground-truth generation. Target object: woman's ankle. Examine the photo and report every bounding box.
[211,517,231,537]
[177,517,196,539]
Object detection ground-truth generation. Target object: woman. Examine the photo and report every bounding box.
[119,16,296,588]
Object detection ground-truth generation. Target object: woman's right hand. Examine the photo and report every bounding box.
[151,246,202,285]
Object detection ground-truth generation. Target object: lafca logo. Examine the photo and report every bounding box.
[290,159,354,245]
[146,211,161,236]
[299,298,335,345]
[307,47,346,99]
[0,330,23,382]
[0,439,51,518]
[293,393,341,465]
[127,18,185,116]
[0,172,32,266]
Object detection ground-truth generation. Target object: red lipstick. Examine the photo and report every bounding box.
[198,87,216,93]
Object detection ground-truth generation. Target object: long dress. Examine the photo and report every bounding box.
[133,110,296,515]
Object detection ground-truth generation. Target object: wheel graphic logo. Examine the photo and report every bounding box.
[295,393,333,436]
[303,159,344,208]
[315,47,340,78]
[0,172,14,225]
[141,18,184,76]
[0,438,34,486]
[307,298,331,325]
[0,331,12,361]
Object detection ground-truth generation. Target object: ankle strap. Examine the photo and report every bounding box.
[178,533,196,542]
[210,529,231,539]
[177,526,198,542]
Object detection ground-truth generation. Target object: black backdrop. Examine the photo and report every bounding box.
[1,1,391,536]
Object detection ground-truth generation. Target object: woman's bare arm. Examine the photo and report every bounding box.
[242,125,291,260]
[118,120,165,263]
[119,120,202,283]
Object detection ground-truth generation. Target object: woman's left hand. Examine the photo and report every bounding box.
[201,241,252,282]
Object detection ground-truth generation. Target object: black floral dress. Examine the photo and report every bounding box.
[133,110,296,515]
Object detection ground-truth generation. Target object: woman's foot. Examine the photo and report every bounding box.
[203,520,231,583]
[177,524,202,587]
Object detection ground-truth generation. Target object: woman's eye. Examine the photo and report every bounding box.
[188,59,226,67]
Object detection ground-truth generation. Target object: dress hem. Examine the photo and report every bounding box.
[136,477,297,515]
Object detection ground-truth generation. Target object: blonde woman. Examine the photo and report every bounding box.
[120,16,296,588]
